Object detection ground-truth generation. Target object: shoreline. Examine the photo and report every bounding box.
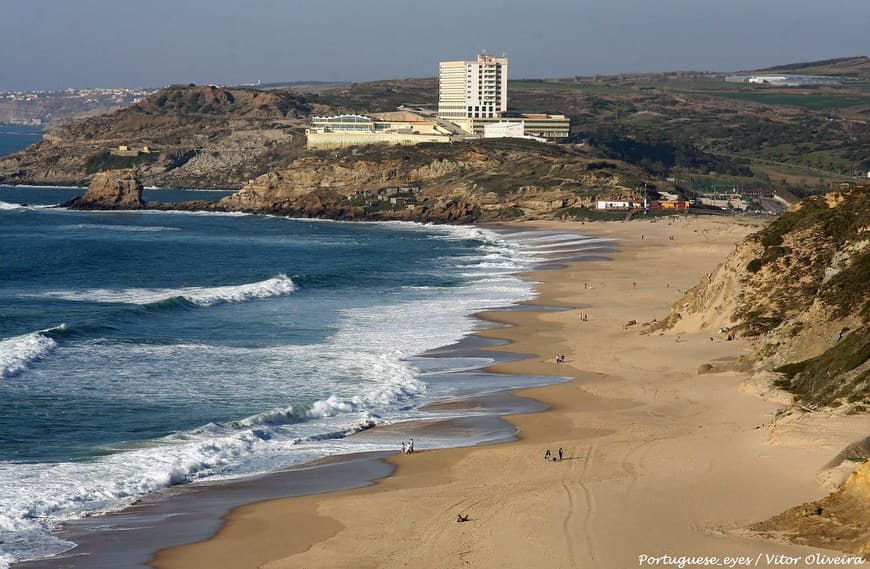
[13,317,569,569]
[10,224,585,569]
[153,216,869,569]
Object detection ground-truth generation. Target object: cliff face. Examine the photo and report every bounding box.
[52,140,657,223]
[214,139,650,222]
[655,190,869,556]
[0,85,311,188]
[749,460,870,556]
[63,169,144,210]
[658,189,869,409]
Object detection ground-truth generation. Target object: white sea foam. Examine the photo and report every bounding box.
[2,184,84,190]
[0,551,16,569]
[0,222,562,564]
[28,274,296,306]
[520,237,612,250]
[233,355,425,429]
[137,209,252,218]
[0,327,61,379]
[57,223,181,232]
[0,201,24,210]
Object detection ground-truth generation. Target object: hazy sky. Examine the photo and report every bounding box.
[1,0,868,91]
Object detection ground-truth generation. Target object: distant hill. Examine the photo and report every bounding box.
[1,58,868,192]
[754,56,870,77]
[0,85,312,188]
[243,81,350,93]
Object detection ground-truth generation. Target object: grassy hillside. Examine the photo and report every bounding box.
[755,56,870,77]
[658,188,869,409]
[304,69,869,194]
[1,59,868,193]
[0,85,312,188]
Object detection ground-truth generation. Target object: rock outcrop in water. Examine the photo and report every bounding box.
[63,169,145,210]
[52,139,663,223]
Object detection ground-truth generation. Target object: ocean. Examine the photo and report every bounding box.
[0,126,43,158]
[0,186,611,567]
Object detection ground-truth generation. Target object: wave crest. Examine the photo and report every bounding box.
[27,275,296,307]
[181,275,296,307]
[0,326,63,380]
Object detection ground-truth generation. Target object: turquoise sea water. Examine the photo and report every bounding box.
[0,186,614,566]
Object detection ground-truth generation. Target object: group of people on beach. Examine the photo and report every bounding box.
[401,438,415,454]
[544,448,565,462]
[554,353,566,364]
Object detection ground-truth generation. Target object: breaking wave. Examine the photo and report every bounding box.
[0,326,63,380]
[28,275,297,307]
[0,201,24,210]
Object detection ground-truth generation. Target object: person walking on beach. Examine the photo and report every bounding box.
[545,449,552,461]
[558,447,564,461]
[402,441,406,454]
[409,438,414,453]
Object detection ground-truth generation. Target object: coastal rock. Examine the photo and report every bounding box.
[63,169,145,209]
[749,460,870,556]
[214,141,649,223]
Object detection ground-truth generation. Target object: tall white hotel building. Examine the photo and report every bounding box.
[438,53,508,121]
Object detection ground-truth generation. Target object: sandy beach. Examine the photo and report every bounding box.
[152,216,870,569]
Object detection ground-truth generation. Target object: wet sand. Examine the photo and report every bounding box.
[152,216,870,568]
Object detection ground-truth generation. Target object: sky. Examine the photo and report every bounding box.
[1,0,868,91]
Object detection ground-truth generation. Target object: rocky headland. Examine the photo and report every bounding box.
[58,138,664,223]
[214,139,653,222]
[0,85,311,189]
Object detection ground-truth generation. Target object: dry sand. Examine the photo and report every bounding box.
[152,216,870,569]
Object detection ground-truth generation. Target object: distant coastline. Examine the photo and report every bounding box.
[0,125,43,159]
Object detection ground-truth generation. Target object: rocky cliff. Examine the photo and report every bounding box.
[0,85,311,188]
[62,169,145,209]
[657,189,868,409]
[213,139,656,222]
[61,140,660,223]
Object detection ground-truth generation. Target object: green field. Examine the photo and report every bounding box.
[508,80,627,94]
[705,91,869,110]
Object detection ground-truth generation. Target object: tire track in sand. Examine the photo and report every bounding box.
[562,443,598,569]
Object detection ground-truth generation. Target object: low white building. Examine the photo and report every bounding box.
[596,200,630,210]
[748,75,788,84]
[483,121,524,138]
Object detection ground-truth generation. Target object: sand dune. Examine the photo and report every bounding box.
[152,216,869,569]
